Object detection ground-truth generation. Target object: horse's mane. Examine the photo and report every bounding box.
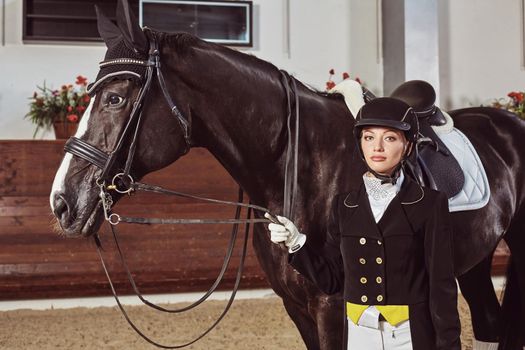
[159,31,345,105]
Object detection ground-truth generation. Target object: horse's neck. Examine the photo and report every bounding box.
[165,39,354,208]
[193,79,289,205]
[173,56,286,203]
[195,88,354,213]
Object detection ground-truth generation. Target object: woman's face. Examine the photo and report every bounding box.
[360,127,408,176]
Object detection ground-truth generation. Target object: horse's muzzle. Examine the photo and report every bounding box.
[52,192,101,237]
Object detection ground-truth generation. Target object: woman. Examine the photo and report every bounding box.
[266,97,461,350]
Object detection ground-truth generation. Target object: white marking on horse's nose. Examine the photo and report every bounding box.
[50,97,95,211]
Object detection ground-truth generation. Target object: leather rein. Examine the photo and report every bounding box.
[63,35,301,348]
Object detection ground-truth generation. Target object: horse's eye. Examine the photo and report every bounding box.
[108,94,124,106]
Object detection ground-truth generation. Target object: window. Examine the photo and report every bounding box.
[23,0,131,42]
[23,0,252,46]
[140,0,252,47]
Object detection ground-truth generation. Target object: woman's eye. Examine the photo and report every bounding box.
[364,135,373,141]
[108,95,124,106]
[385,136,397,142]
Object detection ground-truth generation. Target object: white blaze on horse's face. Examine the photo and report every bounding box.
[49,97,95,211]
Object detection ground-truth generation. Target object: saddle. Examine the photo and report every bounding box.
[389,80,464,198]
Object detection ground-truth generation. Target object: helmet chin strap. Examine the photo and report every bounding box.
[367,163,403,185]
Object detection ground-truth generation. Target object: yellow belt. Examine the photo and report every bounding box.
[346,302,409,326]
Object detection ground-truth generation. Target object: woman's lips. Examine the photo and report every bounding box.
[371,156,386,161]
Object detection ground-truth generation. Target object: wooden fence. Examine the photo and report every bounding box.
[0,140,268,300]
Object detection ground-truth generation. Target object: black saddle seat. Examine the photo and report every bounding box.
[390,80,447,126]
[389,80,465,198]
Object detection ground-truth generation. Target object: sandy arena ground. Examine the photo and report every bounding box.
[0,294,477,349]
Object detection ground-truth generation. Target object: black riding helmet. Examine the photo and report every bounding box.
[354,97,419,183]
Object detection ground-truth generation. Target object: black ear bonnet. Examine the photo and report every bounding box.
[87,1,149,96]
[87,41,148,96]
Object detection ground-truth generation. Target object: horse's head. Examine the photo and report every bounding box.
[50,0,191,237]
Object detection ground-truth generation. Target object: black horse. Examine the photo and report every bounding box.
[50,2,525,349]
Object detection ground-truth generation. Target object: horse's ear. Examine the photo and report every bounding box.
[116,0,148,54]
[95,5,122,48]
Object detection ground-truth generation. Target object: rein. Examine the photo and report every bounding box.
[280,70,300,219]
[94,189,253,349]
[104,181,269,225]
[63,34,301,348]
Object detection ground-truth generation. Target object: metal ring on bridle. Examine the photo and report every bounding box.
[111,173,135,194]
[108,213,121,225]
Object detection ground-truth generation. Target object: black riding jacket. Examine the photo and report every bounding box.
[290,176,461,350]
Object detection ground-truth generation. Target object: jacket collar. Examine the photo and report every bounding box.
[343,174,424,209]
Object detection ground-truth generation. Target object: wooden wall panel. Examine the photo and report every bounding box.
[0,141,268,301]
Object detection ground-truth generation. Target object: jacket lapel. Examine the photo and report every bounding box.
[341,184,382,240]
[378,177,424,236]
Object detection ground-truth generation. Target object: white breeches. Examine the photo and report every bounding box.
[347,318,413,350]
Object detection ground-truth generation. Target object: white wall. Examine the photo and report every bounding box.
[0,0,367,140]
[1,0,523,139]
[438,0,525,109]
[349,0,383,96]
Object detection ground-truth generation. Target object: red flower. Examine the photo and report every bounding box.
[342,72,350,80]
[75,75,88,86]
[76,105,86,113]
[67,114,79,123]
[508,91,524,103]
[326,81,336,90]
[83,95,90,103]
[329,69,335,75]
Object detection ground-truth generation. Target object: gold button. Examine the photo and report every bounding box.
[359,237,366,245]
[377,295,383,302]
[359,258,366,265]
[360,277,367,284]
[377,240,382,245]
[361,295,368,303]
[376,277,382,284]
[376,257,383,264]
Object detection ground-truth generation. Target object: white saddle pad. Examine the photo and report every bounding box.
[329,82,491,212]
[437,127,490,212]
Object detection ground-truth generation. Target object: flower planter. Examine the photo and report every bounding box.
[53,122,78,139]
[26,75,89,139]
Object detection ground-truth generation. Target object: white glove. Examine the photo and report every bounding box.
[264,213,306,253]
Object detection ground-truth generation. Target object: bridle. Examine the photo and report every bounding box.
[62,34,302,348]
[65,35,191,189]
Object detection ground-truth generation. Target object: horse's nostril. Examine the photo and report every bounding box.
[53,194,70,223]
